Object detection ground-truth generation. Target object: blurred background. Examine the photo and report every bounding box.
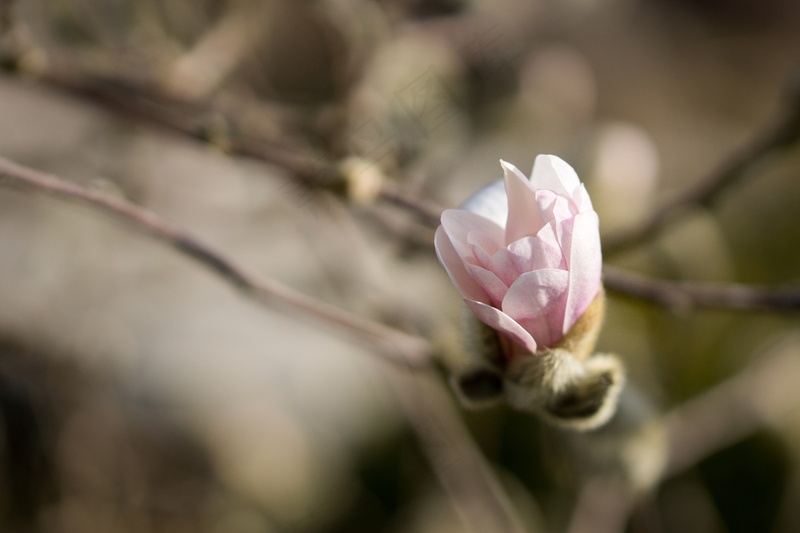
[1,0,800,531]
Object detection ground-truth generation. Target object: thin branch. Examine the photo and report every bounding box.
[388,368,531,533]
[604,71,800,255]
[8,62,445,226]
[0,155,431,368]
[0,154,532,533]
[603,266,800,312]
[11,65,800,315]
[378,180,445,229]
[13,56,800,260]
[5,65,352,193]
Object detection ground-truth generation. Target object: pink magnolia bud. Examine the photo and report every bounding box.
[435,155,602,358]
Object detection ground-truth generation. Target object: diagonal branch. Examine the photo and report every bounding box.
[0,155,431,368]
[603,71,800,256]
[8,64,442,224]
[10,59,800,254]
[10,66,800,315]
[0,154,531,533]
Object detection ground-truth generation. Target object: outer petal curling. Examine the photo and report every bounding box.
[434,226,489,303]
[464,299,538,354]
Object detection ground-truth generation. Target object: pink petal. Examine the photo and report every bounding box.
[529,154,580,200]
[488,248,522,286]
[466,229,503,259]
[502,269,570,348]
[549,214,575,259]
[465,264,508,306]
[464,299,538,354]
[502,160,545,243]
[468,239,493,269]
[536,189,575,222]
[535,223,569,269]
[562,210,602,333]
[507,228,566,274]
[434,226,490,303]
[441,209,504,259]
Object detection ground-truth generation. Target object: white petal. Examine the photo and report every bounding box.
[460,179,508,228]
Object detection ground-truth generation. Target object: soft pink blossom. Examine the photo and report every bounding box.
[435,155,602,356]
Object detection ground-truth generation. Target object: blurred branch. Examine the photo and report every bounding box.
[9,63,800,316]
[163,1,272,101]
[561,341,800,533]
[8,45,800,260]
[23,67,334,184]
[604,70,800,256]
[378,180,446,228]
[565,478,632,533]
[0,154,431,368]
[603,266,800,312]
[0,0,13,30]
[664,337,800,477]
[3,55,449,222]
[390,369,531,533]
[0,155,534,533]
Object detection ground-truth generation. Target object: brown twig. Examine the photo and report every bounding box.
[603,71,800,256]
[12,51,800,259]
[603,266,800,312]
[27,68,336,184]
[0,155,431,368]
[377,180,445,228]
[0,154,535,532]
[12,64,800,315]
[11,62,443,223]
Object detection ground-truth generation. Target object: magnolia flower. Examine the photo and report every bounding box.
[435,154,602,357]
[436,154,622,430]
